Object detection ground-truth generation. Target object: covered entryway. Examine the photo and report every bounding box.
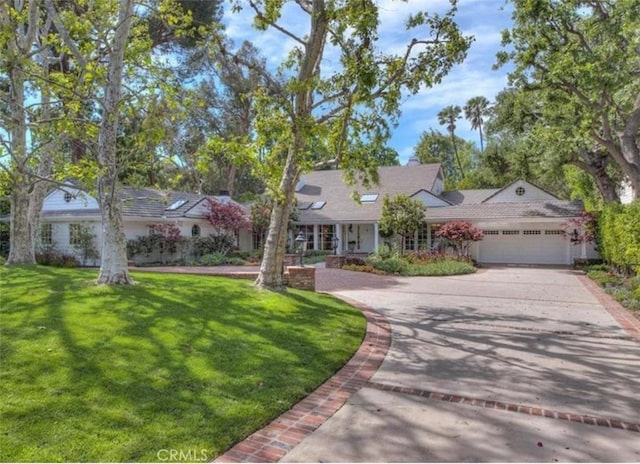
[478,228,569,265]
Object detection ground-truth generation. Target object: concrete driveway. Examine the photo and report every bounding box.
[281,267,640,462]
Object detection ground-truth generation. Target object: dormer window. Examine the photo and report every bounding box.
[515,187,525,196]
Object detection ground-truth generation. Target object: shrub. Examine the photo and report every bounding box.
[343,256,366,266]
[587,269,617,286]
[199,252,227,266]
[36,251,78,268]
[366,256,408,274]
[341,264,385,275]
[405,250,449,264]
[598,201,640,274]
[0,255,5,265]
[435,221,484,258]
[224,257,246,266]
[405,260,475,276]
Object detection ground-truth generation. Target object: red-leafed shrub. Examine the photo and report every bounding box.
[205,199,251,234]
[435,221,484,257]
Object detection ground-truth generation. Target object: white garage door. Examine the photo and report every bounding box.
[479,229,569,265]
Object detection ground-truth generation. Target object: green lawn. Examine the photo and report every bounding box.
[0,266,366,462]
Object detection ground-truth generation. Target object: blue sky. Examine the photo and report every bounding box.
[223,0,514,164]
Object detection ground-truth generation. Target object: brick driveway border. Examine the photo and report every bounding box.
[577,274,640,340]
[213,296,391,463]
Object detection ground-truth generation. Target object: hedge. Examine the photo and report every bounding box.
[598,200,640,274]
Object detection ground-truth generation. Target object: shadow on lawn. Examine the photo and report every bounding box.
[0,267,364,462]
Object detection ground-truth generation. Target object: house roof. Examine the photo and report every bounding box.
[425,200,584,222]
[295,165,583,224]
[439,189,499,205]
[38,186,240,220]
[295,164,443,223]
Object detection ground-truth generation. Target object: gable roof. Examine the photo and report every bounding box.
[295,163,443,223]
[39,186,241,220]
[481,180,560,203]
[439,189,499,205]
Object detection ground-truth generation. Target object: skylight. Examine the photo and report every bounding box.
[166,199,188,211]
[360,194,378,202]
[311,201,326,210]
[298,202,312,210]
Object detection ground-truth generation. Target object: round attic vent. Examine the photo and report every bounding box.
[64,192,73,203]
[515,186,525,196]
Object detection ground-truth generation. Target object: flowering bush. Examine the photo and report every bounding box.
[435,221,484,258]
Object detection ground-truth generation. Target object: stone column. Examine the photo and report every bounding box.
[335,223,342,254]
[287,266,316,291]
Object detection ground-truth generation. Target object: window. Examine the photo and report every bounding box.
[484,230,499,235]
[523,230,541,235]
[252,230,265,250]
[64,192,73,203]
[296,225,314,250]
[501,230,520,235]
[40,223,53,245]
[166,199,188,211]
[545,230,564,235]
[360,194,378,203]
[318,224,335,251]
[429,223,443,245]
[404,224,428,251]
[191,224,201,237]
[416,223,428,250]
[69,224,82,245]
[515,186,525,196]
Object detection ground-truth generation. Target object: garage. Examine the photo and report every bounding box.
[478,228,569,265]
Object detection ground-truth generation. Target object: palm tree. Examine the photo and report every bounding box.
[437,105,464,179]
[463,96,490,152]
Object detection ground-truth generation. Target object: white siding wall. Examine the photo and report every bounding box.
[40,221,101,266]
[484,181,557,203]
[43,189,99,211]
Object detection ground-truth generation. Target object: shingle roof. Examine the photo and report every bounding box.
[40,186,240,220]
[440,189,499,205]
[426,200,584,221]
[119,187,211,218]
[296,164,443,223]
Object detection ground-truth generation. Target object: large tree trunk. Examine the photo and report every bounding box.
[8,182,35,264]
[95,0,134,285]
[255,148,299,289]
[6,26,35,265]
[573,150,620,203]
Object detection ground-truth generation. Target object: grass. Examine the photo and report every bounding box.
[0,266,366,462]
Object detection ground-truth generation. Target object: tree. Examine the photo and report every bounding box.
[205,198,251,236]
[413,129,475,186]
[437,105,465,179]
[230,0,471,289]
[435,221,484,258]
[378,194,427,252]
[463,96,490,152]
[1,0,60,264]
[497,0,640,201]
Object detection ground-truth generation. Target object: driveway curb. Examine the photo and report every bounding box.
[213,297,391,463]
